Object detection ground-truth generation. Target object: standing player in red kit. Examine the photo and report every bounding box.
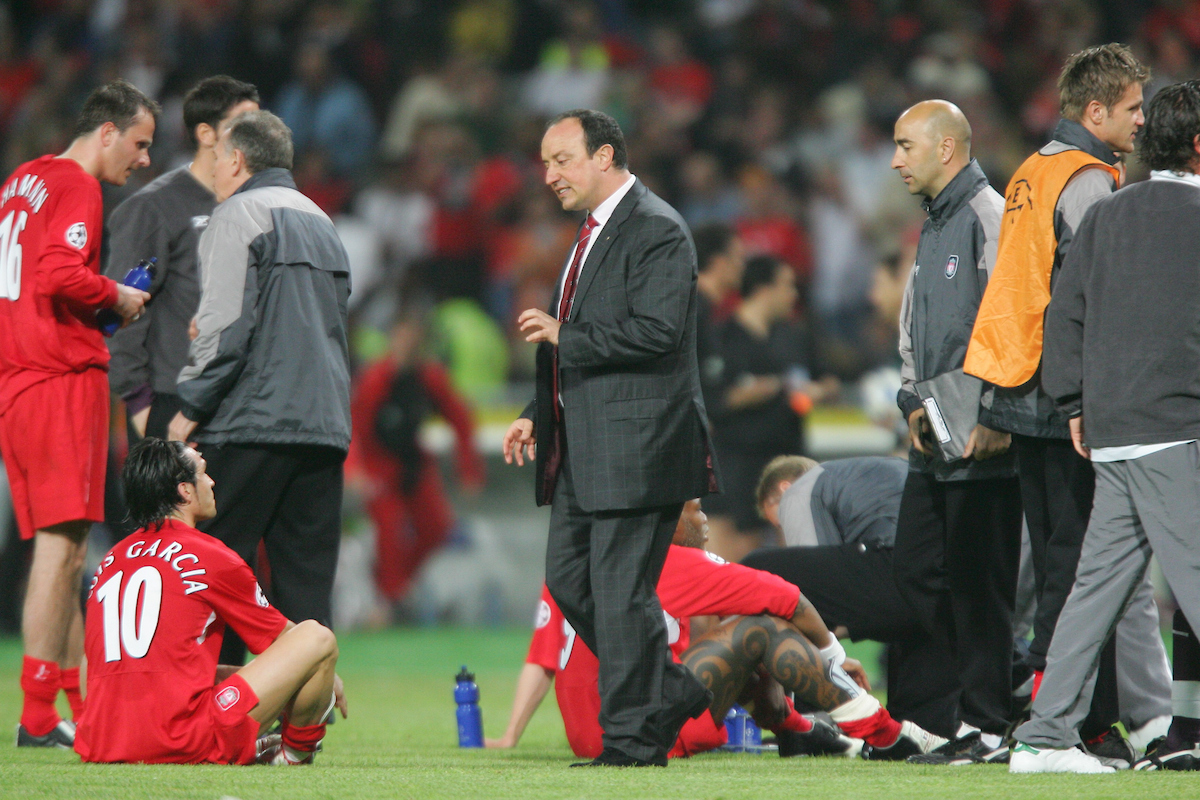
[0,80,157,747]
[75,437,346,764]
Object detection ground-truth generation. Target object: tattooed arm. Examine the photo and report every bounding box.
[789,592,835,649]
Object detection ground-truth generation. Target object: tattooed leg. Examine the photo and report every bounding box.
[682,614,853,724]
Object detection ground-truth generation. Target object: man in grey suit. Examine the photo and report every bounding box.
[503,109,716,767]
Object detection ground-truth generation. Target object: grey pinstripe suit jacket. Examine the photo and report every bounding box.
[522,180,719,512]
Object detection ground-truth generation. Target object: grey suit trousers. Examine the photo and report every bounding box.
[1015,445,1186,747]
[544,450,708,762]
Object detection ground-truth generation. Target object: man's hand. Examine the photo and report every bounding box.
[112,284,151,323]
[962,423,1011,461]
[130,406,150,438]
[502,418,536,466]
[484,734,517,749]
[332,673,348,719]
[842,657,872,692]
[908,407,931,455]
[1069,415,1090,460]
[518,309,561,346]
[167,411,198,445]
[188,316,199,341]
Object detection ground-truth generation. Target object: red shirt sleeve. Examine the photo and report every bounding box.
[203,544,289,655]
[420,362,484,486]
[656,545,800,620]
[36,180,118,308]
[525,584,562,672]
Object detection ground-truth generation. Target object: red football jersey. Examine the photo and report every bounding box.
[75,519,288,764]
[524,545,799,757]
[0,155,117,413]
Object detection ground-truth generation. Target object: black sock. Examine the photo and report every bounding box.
[1166,610,1200,751]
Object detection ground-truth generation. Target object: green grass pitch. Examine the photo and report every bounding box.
[0,628,1192,799]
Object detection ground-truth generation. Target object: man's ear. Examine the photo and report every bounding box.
[195,123,217,149]
[595,143,614,170]
[232,147,247,176]
[177,481,195,507]
[777,479,793,496]
[98,121,119,147]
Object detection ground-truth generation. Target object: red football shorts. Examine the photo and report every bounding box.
[205,672,261,765]
[0,369,108,539]
[669,710,728,758]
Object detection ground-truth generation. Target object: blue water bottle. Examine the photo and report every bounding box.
[723,704,763,753]
[98,257,156,337]
[455,666,483,748]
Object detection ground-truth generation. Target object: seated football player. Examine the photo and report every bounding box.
[74,438,347,765]
[487,500,947,760]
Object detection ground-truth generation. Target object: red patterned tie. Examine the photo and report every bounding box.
[558,214,598,323]
[552,214,598,425]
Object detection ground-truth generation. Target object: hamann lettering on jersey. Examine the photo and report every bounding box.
[0,174,49,214]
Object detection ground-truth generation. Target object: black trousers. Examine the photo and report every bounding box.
[544,453,708,763]
[1013,434,1119,738]
[893,472,1022,734]
[742,543,959,738]
[199,443,345,664]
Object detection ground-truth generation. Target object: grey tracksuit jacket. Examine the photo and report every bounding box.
[177,168,352,452]
[897,159,1015,481]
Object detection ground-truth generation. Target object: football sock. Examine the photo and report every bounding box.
[282,720,326,759]
[60,666,84,721]
[19,656,61,736]
[828,693,901,748]
[776,697,814,734]
[1167,610,1200,752]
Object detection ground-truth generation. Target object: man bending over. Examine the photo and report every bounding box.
[74,438,346,764]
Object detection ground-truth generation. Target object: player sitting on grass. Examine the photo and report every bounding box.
[73,438,347,764]
[488,500,946,761]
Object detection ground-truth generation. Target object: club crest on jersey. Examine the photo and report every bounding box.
[215,685,240,711]
[255,582,270,608]
[944,255,959,278]
[534,599,551,629]
[65,222,87,249]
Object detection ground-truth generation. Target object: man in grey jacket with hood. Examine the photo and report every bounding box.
[886,100,1022,764]
[169,110,351,663]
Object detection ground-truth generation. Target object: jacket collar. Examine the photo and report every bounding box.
[234,167,297,196]
[1050,119,1120,165]
[923,159,988,224]
[565,179,646,313]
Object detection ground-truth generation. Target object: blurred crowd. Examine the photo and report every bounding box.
[2,1,1199,616]
[6,0,1197,403]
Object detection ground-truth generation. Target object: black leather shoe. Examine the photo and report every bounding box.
[570,747,664,767]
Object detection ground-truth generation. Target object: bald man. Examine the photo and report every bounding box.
[888,100,1023,764]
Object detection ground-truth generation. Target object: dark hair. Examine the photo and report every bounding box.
[1059,43,1150,121]
[1138,81,1200,173]
[183,75,260,150]
[693,223,736,274]
[73,79,161,139]
[226,110,294,172]
[121,438,197,530]
[755,454,819,516]
[547,109,628,169]
[741,254,786,298]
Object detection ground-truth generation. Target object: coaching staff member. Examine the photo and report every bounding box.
[502,109,716,767]
[890,100,1022,762]
[0,79,155,747]
[168,111,351,661]
[1012,80,1200,774]
[106,76,259,441]
[964,44,1168,757]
